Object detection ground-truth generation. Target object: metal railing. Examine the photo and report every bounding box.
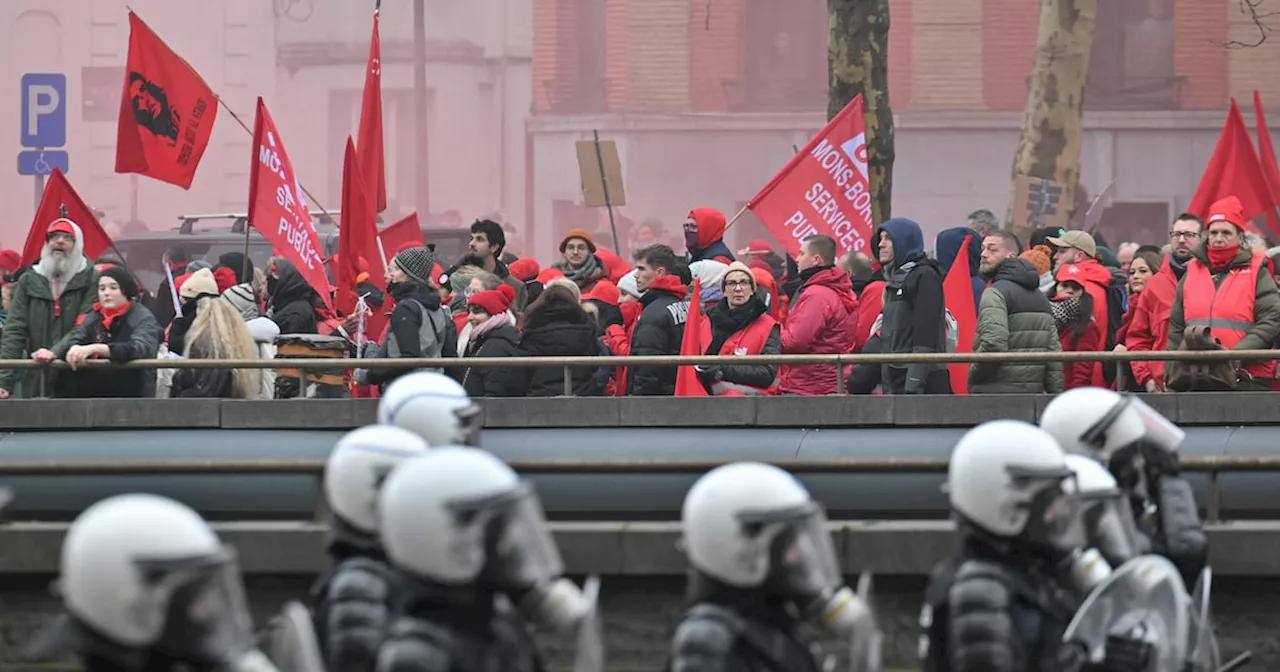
[4,348,1275,397]
[0,455,1271,522]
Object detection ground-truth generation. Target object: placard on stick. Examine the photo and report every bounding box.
[576,139,627,208]
[1012,174,1069,231]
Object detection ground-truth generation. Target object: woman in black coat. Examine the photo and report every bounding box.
[516,282,602,397]
[460,284,521,397]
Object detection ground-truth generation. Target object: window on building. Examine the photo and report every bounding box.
[1086,0,1179,110]
[736,0,827,112]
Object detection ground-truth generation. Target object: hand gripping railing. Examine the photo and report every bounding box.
[1,348,1275,396]
[0,455,1267,522]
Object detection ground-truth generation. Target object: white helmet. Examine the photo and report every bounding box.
[1064,454,1144,565]
[324,424,430,534]
[46,494,253,659]
[378,371,481,446]
[1040,387,1185,459]
[379,447,563,586]
[1063,454,1119,497]
[948,420,1083,552]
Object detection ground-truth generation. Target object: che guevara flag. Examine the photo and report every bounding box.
[20,168,117,267]
[247,98,332,311]
[747,95,874,258]
[674,279,709,397]
[357,8,387,212]
[116,11,218,190]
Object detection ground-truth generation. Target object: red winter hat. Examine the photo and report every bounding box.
[212,266,238,293]
[47,219,77,239]
[467,283,515,315]
[745,239,773,255]
[581,279,620,306]
[595,248,630,282]
[1207,195,1246,231]
[509,257,540,282]
[536,267,565,284]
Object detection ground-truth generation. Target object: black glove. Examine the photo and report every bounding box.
[695,366,722,386]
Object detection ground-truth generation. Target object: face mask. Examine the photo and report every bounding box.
[684,229,701,252]
[1060,547,1112,595]
[515,578,592,633]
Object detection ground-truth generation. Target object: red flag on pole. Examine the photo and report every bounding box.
[380,213,425,253]
[357,9,387,212]
[941,236,977,395]
[1252,90,1280,237]
[21,168,117,267]
[1188,98,1275,232]
[675,279,709,397]
[247,97,332,311]
[338,137,383,315]
[115,11,218,190]
[747,94,874,258]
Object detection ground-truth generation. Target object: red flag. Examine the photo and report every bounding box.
[21,169,117,267]
[1252,90,1280,236]
[115,11,218,190]
[380,213,425,254]
[357,9,387,212]
[247,97,332,310]
[338,137,383,316]
[747,95,873,258]
[1188,98,1275,231]
[941,236,977,395]
[675,279,709,397]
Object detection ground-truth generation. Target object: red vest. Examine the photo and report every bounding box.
[1182,254,1276,379]
[698,313,778,395]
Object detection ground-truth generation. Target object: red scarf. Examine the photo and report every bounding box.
[94,302,130,331]
[1207,244,1240,272]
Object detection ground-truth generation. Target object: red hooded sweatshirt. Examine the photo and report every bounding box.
[1056,260,1115,386]
[687,207,734,264]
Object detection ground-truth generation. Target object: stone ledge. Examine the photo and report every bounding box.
[0,393,1269,430]
[0,520,1272,576]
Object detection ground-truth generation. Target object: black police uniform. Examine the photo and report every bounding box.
[311,518,397,672]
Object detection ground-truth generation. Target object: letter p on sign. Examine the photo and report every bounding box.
[21,73,66,148]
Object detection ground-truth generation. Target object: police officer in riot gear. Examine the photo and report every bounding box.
[311,425,430,671]
[669,461,881,672]
[1040,387,1207,588]
[920,420,1093,672]
[28,493,278,672]
[377,371,482,447]
[375,446,599,672]
[1064,454,1147,574]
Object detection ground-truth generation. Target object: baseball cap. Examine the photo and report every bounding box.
[1046,229,1097,259]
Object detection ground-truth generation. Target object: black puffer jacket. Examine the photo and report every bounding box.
[269,260,318,336]
[626,276,688,396]
[51,302,162,398]
[461,322,522,397]
[518,297,601,397]
[169,340,236,398]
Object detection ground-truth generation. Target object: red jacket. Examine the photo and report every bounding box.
[1056,259,1114,386]
[602,301,644,396]
[1124,258,1179,389]
[1059,321,1103,389]
[854,280,884,353]
[1181,253,1277,380]
[698,313,778,395]
[779,266,859,395]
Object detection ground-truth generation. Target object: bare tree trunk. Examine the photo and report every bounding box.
[1006,0,1098,242]
[829,0,894,225]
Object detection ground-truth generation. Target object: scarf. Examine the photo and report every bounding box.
[1207,244,1240,272]
[1050,295,1084,328]
[706,296,768,357]
[94,302,130,331]
[469,311,512,341]
[556,254,603,286]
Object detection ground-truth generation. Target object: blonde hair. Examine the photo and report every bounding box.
[187,297,261,398]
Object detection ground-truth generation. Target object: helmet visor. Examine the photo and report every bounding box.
[455,403,482,446]
[1081,493,1144,565]
[740,502,842,604]
[132,547,254,664]
[1080,396,1184,456]
[1008,465,1086,553]
[449,482,564,591]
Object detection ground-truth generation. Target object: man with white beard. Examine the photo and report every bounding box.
[0,219,98,398]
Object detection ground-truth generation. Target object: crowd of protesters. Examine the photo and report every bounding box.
[0,193,1276,399]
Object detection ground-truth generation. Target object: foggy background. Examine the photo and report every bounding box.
[0,0,1272,264]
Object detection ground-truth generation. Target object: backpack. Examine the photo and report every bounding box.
[1100,282,1126,384]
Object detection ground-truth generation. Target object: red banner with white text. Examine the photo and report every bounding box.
[746,94,874,258]
[247,97,332,311]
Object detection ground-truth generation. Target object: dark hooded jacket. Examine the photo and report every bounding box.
[935,227,984,310]
[461,321,521,397]
[269,260,318,335]
[517,293,602,396]
[968,258,1064,394]
[367,281,455,388]
[686,207,735,264]
[626,275,690,396]
[875,218,950,394]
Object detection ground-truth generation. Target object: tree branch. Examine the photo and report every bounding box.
[1226,0,1279,48]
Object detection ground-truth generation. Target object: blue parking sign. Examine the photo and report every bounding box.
[21,73,67,148]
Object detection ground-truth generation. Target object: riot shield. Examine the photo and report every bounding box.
[572,575,605,672]
[1187,568,1220,672]
[1063,555,1191,672]
[263,601,326,672]
[846,572,884,672]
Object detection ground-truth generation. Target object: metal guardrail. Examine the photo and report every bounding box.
[0,455,1271,522]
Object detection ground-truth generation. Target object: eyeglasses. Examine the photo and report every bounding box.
[724,280,753,289]
[1169,230,1200,240]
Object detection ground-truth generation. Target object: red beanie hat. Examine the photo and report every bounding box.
[536,267,565,284]
[581,279,620,306]
[1207,195,1246,231]
[212,266,238,293]
[509,257,540,282]
[595,248,630,282]
[467,283,515,315]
